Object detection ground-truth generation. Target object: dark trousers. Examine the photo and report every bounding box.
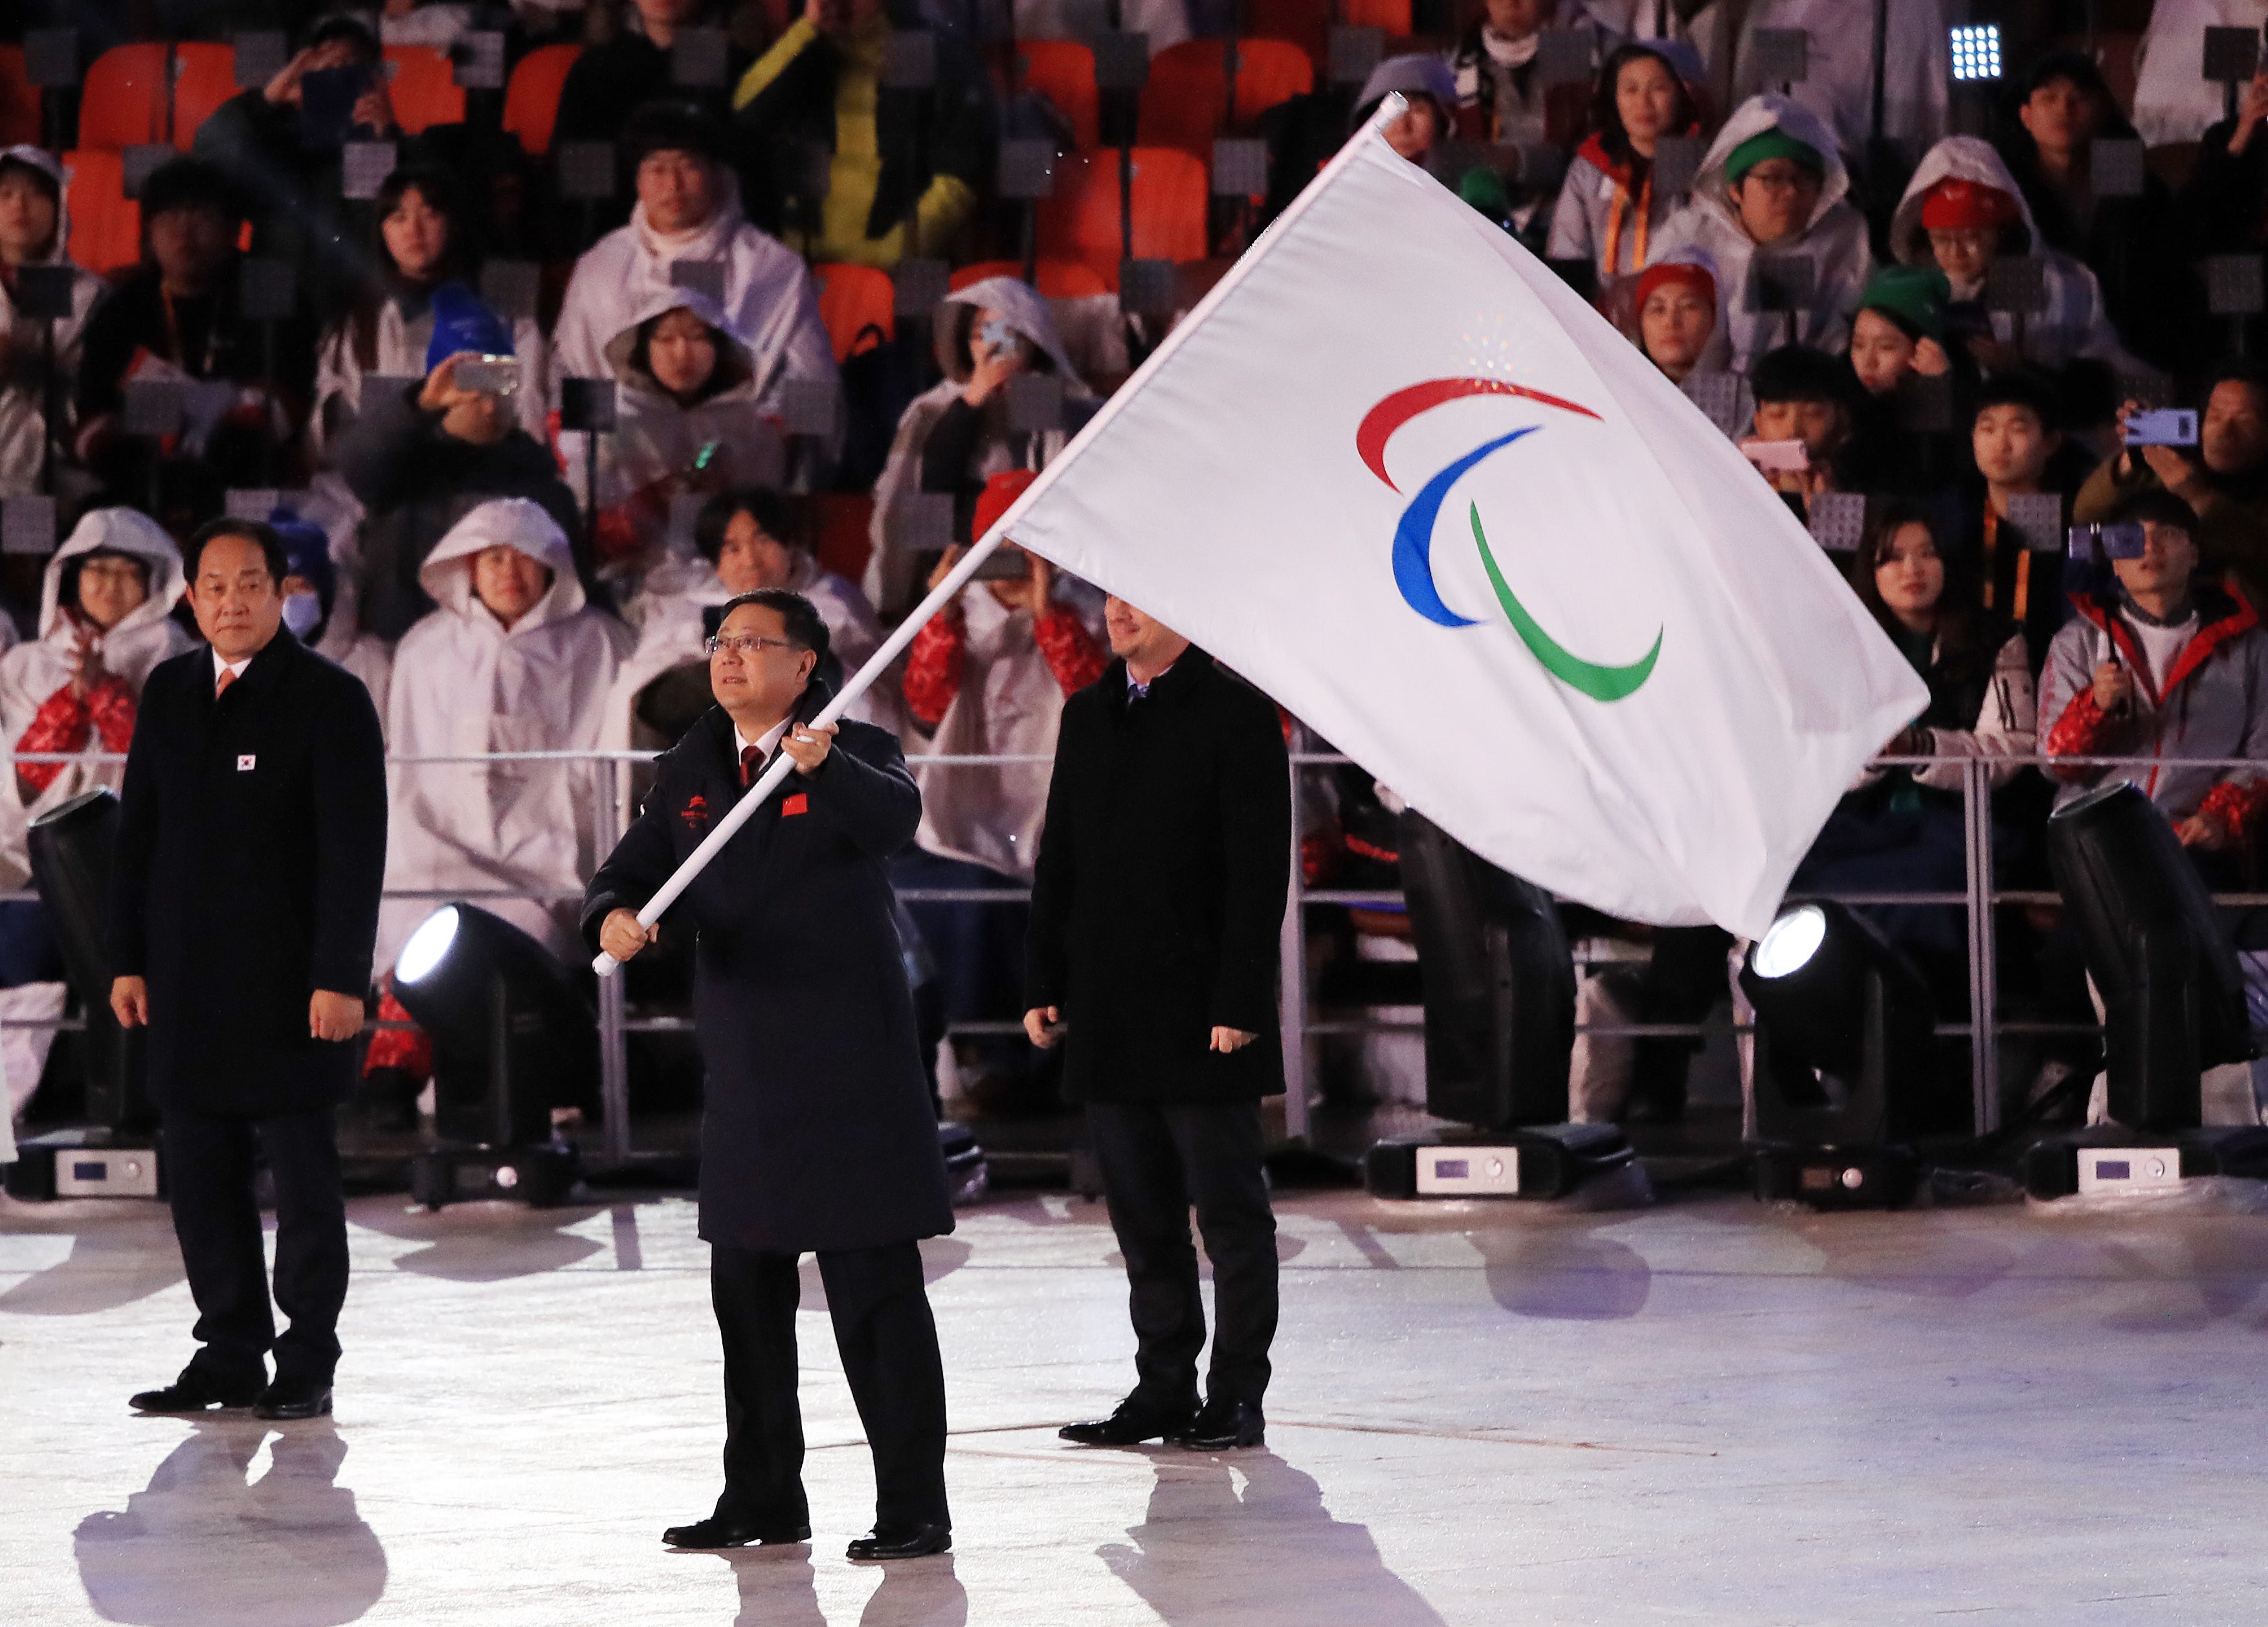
[1088,1100,1278,1410]
[162,1105,348,1386]
[710,1240,950,1532]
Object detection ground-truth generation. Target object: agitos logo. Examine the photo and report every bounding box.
[1356,377,1662,702]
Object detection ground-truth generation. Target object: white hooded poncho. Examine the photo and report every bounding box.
[0,507,192,890]
[379,498,632,967]
[1,147,107,499]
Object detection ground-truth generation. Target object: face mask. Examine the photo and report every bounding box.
[282,591,324,639]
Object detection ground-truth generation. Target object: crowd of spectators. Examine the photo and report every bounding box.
[3,0,2268,1131]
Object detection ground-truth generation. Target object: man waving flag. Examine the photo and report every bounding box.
[983,100,1926,939]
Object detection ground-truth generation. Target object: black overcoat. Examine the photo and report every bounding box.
[581,686,953,1254]
[1025,650,1292,1105]
[109,633,390,1118]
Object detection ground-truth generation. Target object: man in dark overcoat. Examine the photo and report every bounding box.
[585,588,955,1562]
[109,518,389,1422]
[1025,595,1291,1452]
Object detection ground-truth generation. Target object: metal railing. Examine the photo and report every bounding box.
[7,744,2262,1157]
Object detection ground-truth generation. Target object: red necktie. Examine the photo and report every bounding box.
[214,668,236,700]
[739,744,759,787]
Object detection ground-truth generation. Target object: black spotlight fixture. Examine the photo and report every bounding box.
[2025,782,2268,1198]
[3,788,161,1202]
[390,903,601,1210]
[1738,898,1957,1209]
[1365,810,1632,1201]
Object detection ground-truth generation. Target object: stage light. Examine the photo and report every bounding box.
[1949,24,2001,82]
[391,904,601,1208]
[1739,898,1956,1208]
[2025,784,2268,1196]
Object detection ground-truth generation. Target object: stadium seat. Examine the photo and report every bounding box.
[1016,39,1101,151]
[170,41,238,151]
[950,258,1113,298]
[62,150,140,276]
[1243,0,1329,76]
[813,492,874,584]
[813,262,896,362]
[1036,147,1210,288]
[0,47,39,148]
[504,42,583,157]
[383,45,466,135]
[79,43,172,152]
[1137,39,1315,158]
[1342,0,1413,33]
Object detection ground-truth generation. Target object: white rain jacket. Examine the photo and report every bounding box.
[379,498,632,966]
[866,274,1096,615]
[571,286,789,583]
[550,175,836,435]
[1889,137,2140,377]
[1652,94,1873,375]
[0,508,191,889]
[309,290,549,459]
[1,148,106,498]
[2133,0,2267,146]
[1853,631,2036,793]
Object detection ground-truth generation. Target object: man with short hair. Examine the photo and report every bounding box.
[2077,364,2268,612]
[1961,368,2095,663]
[109,518,389,1422]
[1027,597,1291,1453]
[586,589,955,1561]
[1744,344,1863,512]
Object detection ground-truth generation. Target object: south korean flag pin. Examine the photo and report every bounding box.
[237,755,256,772]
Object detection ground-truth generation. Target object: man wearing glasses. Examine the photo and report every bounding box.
[584,588,957,1561]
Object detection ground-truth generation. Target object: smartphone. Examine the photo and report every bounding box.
[2067,521,2149,560]
[456,357,520,397]
[299,62,376,149]
[1739,438,1810,474]
[978,316,1014,355]
[2123,408,2199,447]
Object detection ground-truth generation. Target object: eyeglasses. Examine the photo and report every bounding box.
[705,634,799,657]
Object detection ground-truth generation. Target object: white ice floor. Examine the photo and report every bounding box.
[3,1179,2267,1626]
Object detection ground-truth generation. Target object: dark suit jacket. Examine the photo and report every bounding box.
[581,684,952,1254]
[110,632,388,1117]
[1026,650,1291,1105]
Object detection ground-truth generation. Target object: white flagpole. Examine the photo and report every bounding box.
[592,529,1009,975]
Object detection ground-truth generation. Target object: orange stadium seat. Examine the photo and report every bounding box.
[504,43,583,157]
[63,150,140,276]
[813,493,874,584]
[170,42,238,150]
[383,45,466,135]
[0,47,40,148]
[1243,0,1329,76]
[813,263,896,362]
[950,258,1113,298]
[1137,39,1315,158]
[1016,40,1101,151]
[1344,0,1413,34]
[79,43,172,152]
[1036,147,1209,288]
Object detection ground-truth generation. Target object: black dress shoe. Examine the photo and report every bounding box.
[1058,1395,1197,1446]
[130,1371,263,1413]
[1170,1399,1265,1450]
[663,1516,811,1549]
[253,1376,333,1421]
[846,1523,951,1561]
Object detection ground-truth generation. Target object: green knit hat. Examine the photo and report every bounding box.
[1723,127,1823,186]
[1858,264,1951,342]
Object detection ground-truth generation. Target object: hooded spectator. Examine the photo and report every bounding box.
[1351,56,1460,166]
[549,101,837,438]
[376,498,631,971]
[603,485,884,755]
[1888,137,2139,380]
[271,507,392,716]
[1955,368,2096,665]
[333,286,581,641]
[731,0,990,268]
[553,0,751,230]
[867,276,1096,616]
[0,147,105,501]
[1654,95,1871,374]
[573,290,790,585]
[1448,0,1617,149]
[2075,362,2268,612]
[1994,49,2183,369]
[309,166,549,458]
[1744,343,1863,510]
[1547,43,1705,281]
[0,509,192,900]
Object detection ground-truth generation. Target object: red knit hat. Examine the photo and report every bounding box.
[1918,177,2019,231]
[1634,259,1716,312]
[973,469,1039,542]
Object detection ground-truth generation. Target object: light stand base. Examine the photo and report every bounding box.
[3,1127,163,1202]
[409,1141,580,1211]
[1364,1123,1632,1201]
[1753,1143,1920,1210]
[2022,1125,2268,1200]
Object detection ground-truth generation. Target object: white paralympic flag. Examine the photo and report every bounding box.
[987,109,1928,938]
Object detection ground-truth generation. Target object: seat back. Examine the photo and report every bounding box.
[1243,0,1329,76]
[383,45,467,135]
[1139,39,1315,157]
[504,43,583,157]
[1342,0,1413,33]
[1014,39,1100,151]
[1036,148,1210,287]
[813,492,874,585]
[950,258,1113,298]
[812,262,896,362]
[170,41,238,151]
[63,150,140,276]
[80,43,171,152]
[0,47,39,148]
